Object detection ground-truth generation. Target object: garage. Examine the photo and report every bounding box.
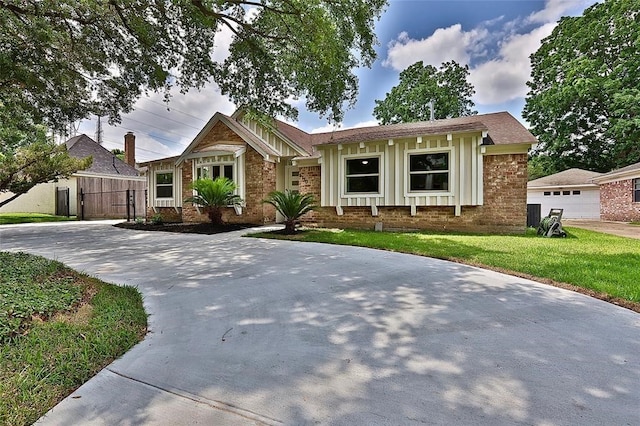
[527,168,602,219]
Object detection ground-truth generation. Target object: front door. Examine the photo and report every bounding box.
[285,165,300,194]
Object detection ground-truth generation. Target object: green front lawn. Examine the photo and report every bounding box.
[0,252,147,425]
[0,213,76,225]
[251,227,640,306]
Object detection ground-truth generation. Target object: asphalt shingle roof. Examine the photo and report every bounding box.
[66,134,139,176]
[277,112,537,148]
[528,168,602,187]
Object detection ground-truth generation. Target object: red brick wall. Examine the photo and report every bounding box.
[299,165,321,222]
[146,207,182,223]
[179,147,277,225]
[298,154,528,233]
[600,179,640,221]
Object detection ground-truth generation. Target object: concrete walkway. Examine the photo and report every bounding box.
[1,222,638,425]
[563,219,640,239]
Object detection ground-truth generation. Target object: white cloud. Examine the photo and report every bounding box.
[469,23,556,104]
[383,25,489,70]
[382,0,597,108]
[77,83,236,162]
[526,0,597,24]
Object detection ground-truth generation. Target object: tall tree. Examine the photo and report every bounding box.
[0,118,92,207]
[373,61,476,125]
[1,0,387,129]
[524,0,640,173]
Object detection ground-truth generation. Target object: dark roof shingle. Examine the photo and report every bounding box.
[276,112,536,148]
[65,134,139,176]
[527,168,602,187]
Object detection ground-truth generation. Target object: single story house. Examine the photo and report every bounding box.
[144,109,537,233]
[591,161,640,222]
[0,133,146,219]
[527,168,602,219]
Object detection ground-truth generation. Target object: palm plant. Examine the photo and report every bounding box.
[263,190,316,234]
[184,177,242,225]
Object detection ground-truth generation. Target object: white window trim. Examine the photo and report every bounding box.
[633,178,640,203]
[339,152,384,198]
[404,147,454,197]
[155,171,174,200]
[195,162,235,181]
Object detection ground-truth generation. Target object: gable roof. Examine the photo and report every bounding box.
[66,134,139,176]
[175,113,280,165]
[528,168,602,188]
[276,112,536,148]
[591,161,640,184]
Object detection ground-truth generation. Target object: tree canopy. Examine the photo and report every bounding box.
[1,0,387,130]
[0,122,92,208]
[523,0,640,173]
[373,61,476,125]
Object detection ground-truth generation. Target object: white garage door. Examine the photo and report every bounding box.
[527,188,600,219]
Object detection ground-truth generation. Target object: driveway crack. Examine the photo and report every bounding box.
[105,368,283,425]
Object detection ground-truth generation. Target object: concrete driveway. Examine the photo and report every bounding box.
[563,219,640,239]
[1,222,638,425]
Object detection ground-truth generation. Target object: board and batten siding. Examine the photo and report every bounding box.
[240,116,302,157]
[148,161,182,208]
[318,133,485,212]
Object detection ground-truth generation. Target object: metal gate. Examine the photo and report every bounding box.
[55,187,70,217]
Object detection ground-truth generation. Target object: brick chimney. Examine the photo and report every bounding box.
[124,132,135,167]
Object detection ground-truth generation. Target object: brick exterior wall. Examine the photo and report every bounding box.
[146,207,182,223]
[169,147,277,225]
[237,147,276,224]
[600,179,640,221]
[299,154,528,233]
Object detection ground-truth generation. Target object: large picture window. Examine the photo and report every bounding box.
[345,157,380,194]
[634,178,640,202]
[408,152,449,191]
[156,172,173,198]
[197,164,234,181]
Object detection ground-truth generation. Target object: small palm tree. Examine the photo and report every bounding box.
[184,177,242,225]
[263,190,316,234]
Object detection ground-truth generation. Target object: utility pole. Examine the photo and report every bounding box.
[95,116,103,144]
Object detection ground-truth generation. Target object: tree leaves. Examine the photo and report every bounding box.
[524,0,640,173]
[373,61,476,125]
[0,0,387,129]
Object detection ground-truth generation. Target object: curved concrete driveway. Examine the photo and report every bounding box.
[1,222,638,425]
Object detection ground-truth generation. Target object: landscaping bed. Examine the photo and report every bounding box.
[114,221,252,234]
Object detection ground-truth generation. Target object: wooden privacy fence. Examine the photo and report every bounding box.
[77,176,146,220]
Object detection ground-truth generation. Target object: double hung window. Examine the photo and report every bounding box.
[408,152,449,191]
[156,172,173,198]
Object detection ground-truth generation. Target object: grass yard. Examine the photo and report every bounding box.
[0,213,76,225]
[251,227,640,309]
[0,252,147,426]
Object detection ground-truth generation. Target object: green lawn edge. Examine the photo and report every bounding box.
[0,213,77,225]
[0,252,147,426]
[247,227,640,312]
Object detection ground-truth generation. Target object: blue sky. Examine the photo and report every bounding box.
[78,0,597,161]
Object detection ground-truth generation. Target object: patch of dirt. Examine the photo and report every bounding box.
[53,304,93,326]
[113,221,253,235]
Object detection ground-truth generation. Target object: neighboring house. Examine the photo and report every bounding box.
[0,133,146,219]
[144,109,537,233]
[591,161,640,222]
[527,169,602,219]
